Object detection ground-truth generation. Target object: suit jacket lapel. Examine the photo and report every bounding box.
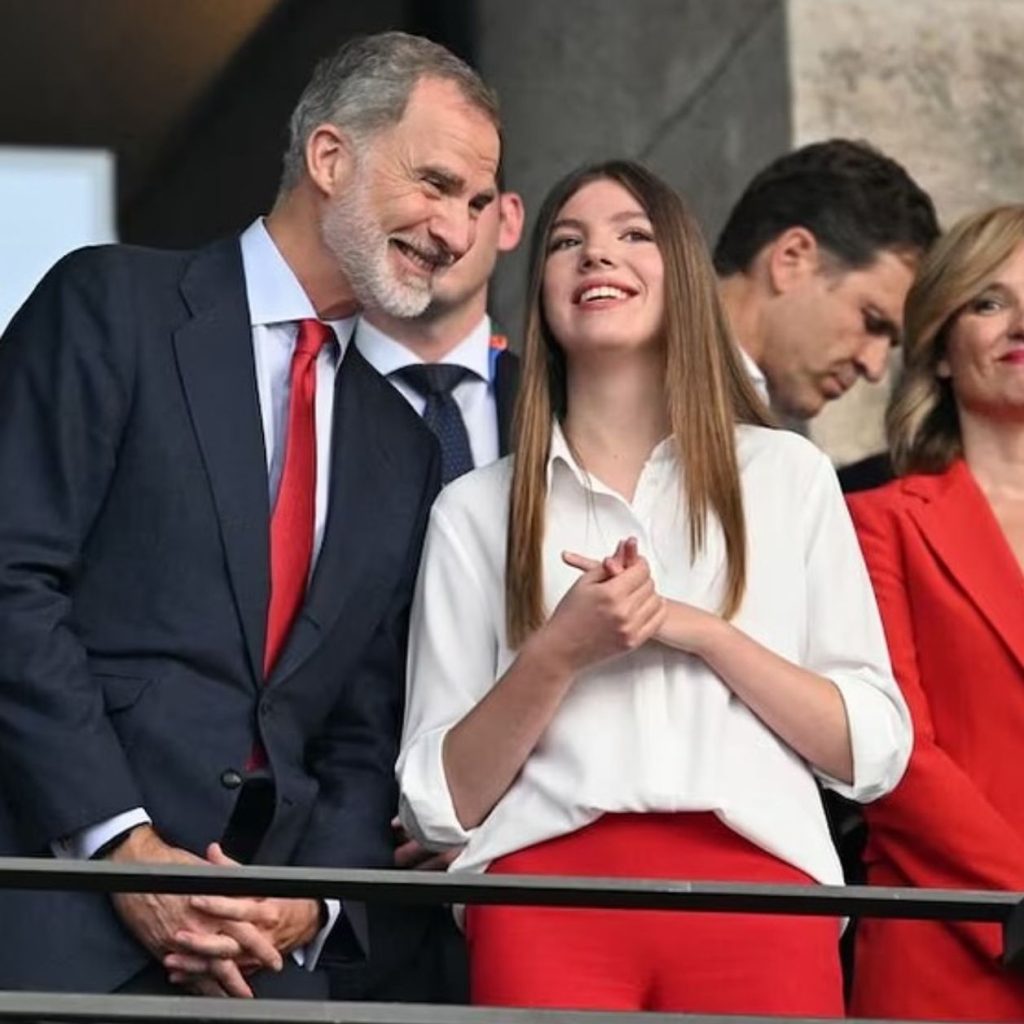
[909,460,1024,672]
[268,345,395,685]
[173,240,269,685]
[494,348,520,457]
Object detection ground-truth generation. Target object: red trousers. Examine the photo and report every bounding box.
[466,812,843,1015]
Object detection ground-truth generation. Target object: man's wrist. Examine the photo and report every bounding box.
[292,898,342,970]
[90,828,135,860]
[298,898,324,946]
[106,823,158,862]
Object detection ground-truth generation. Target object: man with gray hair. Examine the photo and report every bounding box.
[0,31,499,999]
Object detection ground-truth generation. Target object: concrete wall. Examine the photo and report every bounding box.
[477,0,792,339]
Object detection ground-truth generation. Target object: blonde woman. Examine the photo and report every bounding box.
[849,206,1024,1021]
[398,160,910,1015]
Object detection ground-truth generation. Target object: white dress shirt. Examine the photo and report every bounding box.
[355,315,500,469]
[738,345,769,404]
[242,220,355,558]
[398,422,911,894]
[57,218,353,966]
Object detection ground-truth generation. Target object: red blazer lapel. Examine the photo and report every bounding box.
[907,460,1024,673]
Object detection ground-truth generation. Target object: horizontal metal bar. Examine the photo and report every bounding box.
[0,857,1018,921]
[0,993,990,1024]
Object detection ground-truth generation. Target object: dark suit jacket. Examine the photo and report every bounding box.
[847,462,1024,1019]
[837,451,894,494]
[493,346,519,458]
[331,341,520,1004]
[0,239,440,992]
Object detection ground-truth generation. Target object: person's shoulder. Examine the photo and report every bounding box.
[5,242,207,350]
[846,470,941,525]
[432,457,513,528]
[52,242,195,284]
[29,243,207,318]
[844,472,947,554]
[736,423,830,477]
[847,474,906,510]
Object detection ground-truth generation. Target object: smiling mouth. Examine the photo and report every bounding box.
[574,284,637,306]
[390,239,452,275]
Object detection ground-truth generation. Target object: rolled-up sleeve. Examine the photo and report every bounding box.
[799,452,912,801]
[397,500,500,848]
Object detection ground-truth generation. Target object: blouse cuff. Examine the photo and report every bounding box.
[398,727,476,848]
[817,671,912,803]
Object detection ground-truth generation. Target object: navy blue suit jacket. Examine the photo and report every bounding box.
[0,238,439,991]
[493,346,519,459]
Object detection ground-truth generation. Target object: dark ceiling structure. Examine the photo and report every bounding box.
[1,0,473,246]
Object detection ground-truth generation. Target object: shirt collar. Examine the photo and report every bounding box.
[737,344,768,390]
[547,419,581,490]
[545,420,676,494]
[354,314,493,380]
[239,218,354,349]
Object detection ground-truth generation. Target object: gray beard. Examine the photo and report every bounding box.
[321,186,432,319]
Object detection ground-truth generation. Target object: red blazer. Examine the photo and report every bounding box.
[848,460,1024,1020]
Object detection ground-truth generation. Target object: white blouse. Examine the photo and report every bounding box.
[397,423,911,887]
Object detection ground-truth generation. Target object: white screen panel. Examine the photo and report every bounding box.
[0,147,116,332]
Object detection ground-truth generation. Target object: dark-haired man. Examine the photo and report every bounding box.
[715,139,939,422]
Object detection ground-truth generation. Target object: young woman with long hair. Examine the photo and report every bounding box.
[398,160,911,1015]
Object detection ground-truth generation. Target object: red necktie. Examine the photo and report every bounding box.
[264,319,333,676]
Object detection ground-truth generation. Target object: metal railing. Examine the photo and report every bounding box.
[0,991,957,1024]
[0,857,1020,1023]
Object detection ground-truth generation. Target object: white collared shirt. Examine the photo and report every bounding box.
[738,345,770,404]
[241,218,356,564]
[355,315,500,469]
[398,423,911,889]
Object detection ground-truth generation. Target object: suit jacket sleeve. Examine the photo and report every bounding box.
[0,250,145,850]
[850,491,1024,963]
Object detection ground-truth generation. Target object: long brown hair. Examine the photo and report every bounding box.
[507,160,772,646]
[888,205,1024,475]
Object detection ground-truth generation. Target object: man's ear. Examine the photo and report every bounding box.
[497,192,525,253]
[304,123,356,197]
[765,226,821,294]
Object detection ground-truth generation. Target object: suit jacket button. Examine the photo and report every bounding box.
[220,769,243,789]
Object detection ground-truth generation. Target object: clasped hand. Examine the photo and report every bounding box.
[545,536,666,673]
[109,826,320,997]
[556,537,716,667]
